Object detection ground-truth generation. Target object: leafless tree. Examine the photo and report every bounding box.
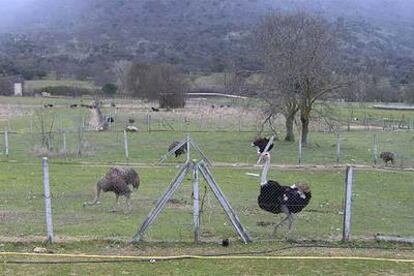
[126,63,188,108]
[255,11,344,145]
[113,60,133,95]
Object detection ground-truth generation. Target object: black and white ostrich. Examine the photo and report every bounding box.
[380,151,395,166]
[168,141,187,157]
[252,137,274,154]
[83,167,140,211]
[257,152,311,236]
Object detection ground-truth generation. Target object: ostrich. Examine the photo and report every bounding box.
[380,151,395,166]
[168,141,187,157]
[83,167,140,211]
[252,137,274,154]
[257,152,311,237]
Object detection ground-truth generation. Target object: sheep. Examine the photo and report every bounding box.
[70,104,78,108]
[126,126,138,132]
[83,167,140,212]
[252,137,274,154]
[151,107,160,112]
[380,151,395,166]
[257,152,311,237]
[168,141,187,157]
[43,104,54,108]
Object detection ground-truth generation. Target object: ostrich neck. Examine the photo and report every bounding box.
[260,156,270,186]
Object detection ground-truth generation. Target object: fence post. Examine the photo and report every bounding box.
[123,130,129,163]
[342,165,353,241]
[192,162,200,242]
[298,131,302,164]
[4,130,9,157]
[147,113,151,133]
[372,134,378,165]
[62,130,67,153]
[336,132,341,163]
[42,157,54,243]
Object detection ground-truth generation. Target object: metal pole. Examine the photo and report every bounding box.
[4,130,9,157]
[123,130,129,163]
[372,134,378,165]
[62,130,67,153]
[42,157,54,243]
[147,113,151,133]
[336,132,341,163]
[342,165,353,241]
[298,131,302,164]
[186,134,190,163]
[192,163,200,242]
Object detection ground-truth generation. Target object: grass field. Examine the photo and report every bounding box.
[0,96,413,274]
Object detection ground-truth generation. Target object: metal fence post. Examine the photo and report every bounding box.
[192,163,200,242]
[123,129,129,163]
[372,134,378,165]
[42,157,54,243]
[336,132,341,163]
[4,130,9,157]
[62,130,67,153]
[298,131,302,164]
[342,165,353,241]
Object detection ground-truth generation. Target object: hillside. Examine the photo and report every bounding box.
[0,0,413,87]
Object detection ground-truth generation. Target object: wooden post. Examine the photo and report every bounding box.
[42,157,54,243]
[4,130,9,157]
[372,134,378,165]
[336,132,341,163]
[123,130,129,163]
[192,163,200,242]
[342,165,353,241]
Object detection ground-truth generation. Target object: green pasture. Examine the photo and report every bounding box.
[0,162,412,241]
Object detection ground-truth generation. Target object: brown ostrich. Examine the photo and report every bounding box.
[83,167,140,211]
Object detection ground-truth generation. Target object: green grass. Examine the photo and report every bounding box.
[2,258,414,275]
[24,80,99,93]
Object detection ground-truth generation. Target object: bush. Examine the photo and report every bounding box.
[102,83,117,96]
[159,92,186,108]
[33,86,97,96]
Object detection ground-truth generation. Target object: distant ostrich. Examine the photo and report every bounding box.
[70,104,78,108]
[151,107,160,112]
[252,137,274,154]
[168,141,187,157]
[83,167,140,211]
[257,152,311,237]
[380,151,395,166]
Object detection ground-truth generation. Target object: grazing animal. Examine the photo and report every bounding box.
[128,118,135,124]
[252,137,274,154]
[257,152,311,237]
[151,107,159,112]
[105,116,114,123]
[111,102,116,107]
[126,126,138,132]
[380,151,395,166]
[83,167,140,211]
[221,238,229,247]
[168,141,187,157]
[70,104,78,108]
[43,104,54,108]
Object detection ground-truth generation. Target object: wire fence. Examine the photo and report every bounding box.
[0,151,413,244]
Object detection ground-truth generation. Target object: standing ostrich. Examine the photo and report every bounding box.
[257,152,311,237]
[168,141,187,157]
[252,137,274,154]
[83,167,140,211]
[380,151,395,166]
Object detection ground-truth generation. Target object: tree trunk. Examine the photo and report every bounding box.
[300,109,311,146]
[285,114,295,142]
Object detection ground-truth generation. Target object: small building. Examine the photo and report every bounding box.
[0,75,24,96]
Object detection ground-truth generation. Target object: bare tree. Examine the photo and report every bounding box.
[126,63,188,108]
[113,60,133,95]
[255,11,343,145]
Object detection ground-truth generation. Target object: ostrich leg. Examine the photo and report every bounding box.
[110,194,120,212]
[272,205,291,236]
